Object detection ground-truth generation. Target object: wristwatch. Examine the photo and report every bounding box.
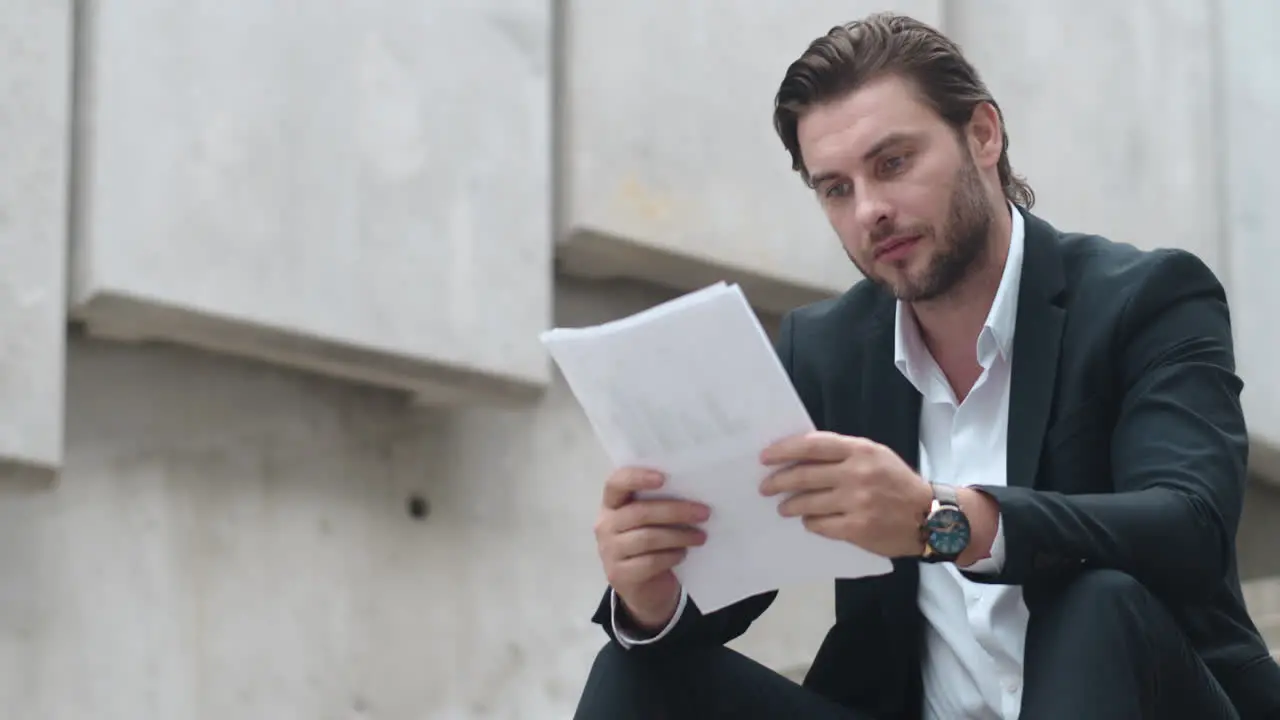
[920,483,971,563]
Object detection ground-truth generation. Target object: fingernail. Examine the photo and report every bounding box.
[697,505,711,520]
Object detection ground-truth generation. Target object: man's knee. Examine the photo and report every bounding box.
[577,643,644,718]
[1027,569,1162,667]
[581,641,683,694]
[1064,568,1146,595]
[590,641,626,668]
[1054,569,1152,617]
[577,642,696,719]
[583,641,639,687]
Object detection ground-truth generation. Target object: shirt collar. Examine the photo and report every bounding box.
[894,202,1025,382]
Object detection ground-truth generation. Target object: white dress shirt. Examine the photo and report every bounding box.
[907,205,1027,719]
[612,205,1030,720]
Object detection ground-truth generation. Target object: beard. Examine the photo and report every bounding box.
[851,154,993,302]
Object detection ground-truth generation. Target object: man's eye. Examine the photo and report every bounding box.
[825,182,851,198]
[882,155,907,174]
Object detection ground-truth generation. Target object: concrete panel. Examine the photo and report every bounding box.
[559,1,942,315]
[1242,576,1280,652]
[1220,0,1280,480]
[70,1,552,406]
[945,1,1223,276]
[0,277,832,718]
[0,1,72,483]
[1240,481,1280,582]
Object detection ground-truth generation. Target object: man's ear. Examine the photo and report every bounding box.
[966,101,1003,171]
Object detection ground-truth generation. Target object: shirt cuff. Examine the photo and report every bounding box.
[964,512,1006,574]
[610,587,688,648]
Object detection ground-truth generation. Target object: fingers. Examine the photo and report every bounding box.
[760,431,854,466]
[776,488,840,518]
[801,514,845,541]
[602,467,664,510]
[759,462,843,496]
[607,549,687,588]
[599,510,706,592]
[611,498,710,533]
[613,525,706,559]
[604,528,701,590]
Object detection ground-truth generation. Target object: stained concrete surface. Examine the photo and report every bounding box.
[0,2,1277,717]
[69,0,553,405]
[0,277,833,719]
[0,0,71,480]
[1222,0,1280,465]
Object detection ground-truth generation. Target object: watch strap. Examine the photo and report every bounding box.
[931,482,959,507]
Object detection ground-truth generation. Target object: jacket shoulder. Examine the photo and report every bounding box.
[1045,225,1230,394]
[1055,230,1223,304]
[778,278,892,421]
[787,277,894,342]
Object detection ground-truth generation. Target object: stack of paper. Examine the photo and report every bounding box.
[540,282,891,614]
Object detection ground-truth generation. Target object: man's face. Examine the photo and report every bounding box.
[797,74,993,302]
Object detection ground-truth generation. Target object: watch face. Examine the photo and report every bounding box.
[926,507,971,557]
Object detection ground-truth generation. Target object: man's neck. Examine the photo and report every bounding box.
[912,205,1013,396]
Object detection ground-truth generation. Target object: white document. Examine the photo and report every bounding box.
[540,282,892,614]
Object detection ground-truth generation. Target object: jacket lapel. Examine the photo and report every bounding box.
[823,209,1066,703]
[859,299,922,470]
[1006,209,1068,488]
[860,303,924,637]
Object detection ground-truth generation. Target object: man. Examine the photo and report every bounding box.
[574,12,1280,720]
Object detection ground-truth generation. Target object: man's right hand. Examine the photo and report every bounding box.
[594,467,710,633]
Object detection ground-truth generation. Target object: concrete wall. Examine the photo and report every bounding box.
[0,2,1277,718]
[946,0,1223,274]
[1221,0,1280,475]
[70,0,553,405]
[0,280,837,718]
[0,0,71,483]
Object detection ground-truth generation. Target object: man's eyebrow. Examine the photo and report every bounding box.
[861,132,915,162]
[808,171,841,189]
[807,132,919,189]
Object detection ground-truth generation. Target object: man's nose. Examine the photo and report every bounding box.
[853,186,894,232]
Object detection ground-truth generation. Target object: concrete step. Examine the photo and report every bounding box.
[1242,576,1280,655]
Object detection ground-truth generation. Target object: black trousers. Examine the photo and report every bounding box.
[573,570,1239,719]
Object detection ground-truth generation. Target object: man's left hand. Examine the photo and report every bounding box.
[759,431,933,558]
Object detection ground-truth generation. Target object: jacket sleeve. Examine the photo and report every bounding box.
[966,250,1247,602]
[588,311,805,649]
[590,587,778,652]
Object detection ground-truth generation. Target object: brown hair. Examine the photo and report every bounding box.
[773,12,1034,209]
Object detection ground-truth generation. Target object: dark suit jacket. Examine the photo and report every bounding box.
[592,208,1280,719]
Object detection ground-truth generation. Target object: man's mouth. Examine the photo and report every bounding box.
[874,234,922,261]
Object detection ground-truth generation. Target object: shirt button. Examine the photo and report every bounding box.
[1003,677,1021,693]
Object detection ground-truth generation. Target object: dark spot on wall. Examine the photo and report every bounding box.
[407,493,430,520]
